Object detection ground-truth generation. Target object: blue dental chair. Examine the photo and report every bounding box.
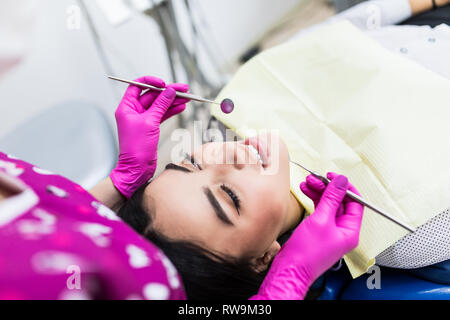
[314,260,450,300]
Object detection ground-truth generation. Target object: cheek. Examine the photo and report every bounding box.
[239,203,283,257]
[244,185,286,234]
[250,176,288,217]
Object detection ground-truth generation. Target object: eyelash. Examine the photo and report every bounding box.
[185,153,200,170]
[220,184,241,214]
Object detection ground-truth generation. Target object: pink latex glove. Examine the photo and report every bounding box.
[252,173,364,300]
[110,76,189,198]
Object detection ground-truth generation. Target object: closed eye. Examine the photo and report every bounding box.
[185,153,201,170]
[220,184,241,215]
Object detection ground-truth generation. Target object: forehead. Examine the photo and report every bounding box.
[146,169,204,228]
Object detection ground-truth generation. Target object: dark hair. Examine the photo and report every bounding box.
[118,181,265,300]
[118,181,321,300]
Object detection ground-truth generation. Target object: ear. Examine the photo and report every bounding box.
[250,241,281,273]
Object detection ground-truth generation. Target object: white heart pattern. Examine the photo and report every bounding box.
[32,166,54,175]
[126,244,151,268]
[157,252,180,289]
[78,223,112,247]
[142,283,170,300]
[0,160,24,177]
[91,201,121,221]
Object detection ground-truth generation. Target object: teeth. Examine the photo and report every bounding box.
[247,145,263,164]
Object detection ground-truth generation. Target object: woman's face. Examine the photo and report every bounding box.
[144,132,300,268]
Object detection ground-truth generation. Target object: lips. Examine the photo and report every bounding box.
[244,136,269,169]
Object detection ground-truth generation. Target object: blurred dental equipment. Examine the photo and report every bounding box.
[108,75,234,113]
[290,160,416,233]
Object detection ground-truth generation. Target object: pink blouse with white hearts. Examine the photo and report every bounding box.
[0,151,185,300]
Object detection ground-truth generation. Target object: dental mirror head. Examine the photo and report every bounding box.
[220,98,234,114]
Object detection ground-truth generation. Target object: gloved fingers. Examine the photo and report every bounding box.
[326,172,359,195]
[173,97,190,106]
[145,87,177,124]
[138,90,160,110]
[302,174,347,210]
[139,83,189,111]
[125,76,165,99]
[305,174,326,192]
[336,203,345,218]
[336,199,364,231]
[307,173,355,196]
[167,82,189,93]
[324,172,363,232]
[304,173,356,202]
[139,90,188,110]
[299,182,321,206]
[166,83,190,105]
[161,104,187,122]
[335,192,364,233]
[314,175,349,222]
[326,172,361,202]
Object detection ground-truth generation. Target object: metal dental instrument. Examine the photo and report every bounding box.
[108,75,229,108]
[290,160,416,233]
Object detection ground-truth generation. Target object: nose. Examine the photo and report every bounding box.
[200,141,260,172]
[226,142,259,171]
[233,143,251,170]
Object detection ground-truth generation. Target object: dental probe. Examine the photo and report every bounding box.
[290,160,416,233]
[108,76,235,113]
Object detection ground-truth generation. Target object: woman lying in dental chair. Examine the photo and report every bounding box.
[2,0,449,300]
[90,77,365,301]
[0,75,363,300]
[93,0,450,299]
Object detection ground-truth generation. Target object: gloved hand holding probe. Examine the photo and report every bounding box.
[110,76,189,198]
[252,173,364,300]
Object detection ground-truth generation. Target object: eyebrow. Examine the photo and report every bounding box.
[165,163,192,173]
[203,187,234,226]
